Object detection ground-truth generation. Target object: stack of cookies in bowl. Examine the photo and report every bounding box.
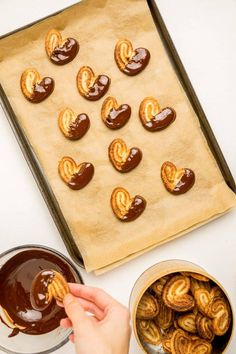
[135,272,232,354]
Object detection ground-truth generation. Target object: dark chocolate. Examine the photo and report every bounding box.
[143,108,176,131]
[120,148,142,172]
[123,195,146,221]
[68,113,90,140]
[105,104,131,129]
[50,38,79,65]
[123,48,150,76]
[68,162,94,190]
[30,270,55,311]
[86,75,110,101]
[172,169,195,195]
[0,250,77,336]
[30,77,54,103]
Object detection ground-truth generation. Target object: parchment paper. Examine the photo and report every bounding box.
[0,0,235,273]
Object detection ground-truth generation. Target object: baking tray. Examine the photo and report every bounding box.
[0,0,235,269]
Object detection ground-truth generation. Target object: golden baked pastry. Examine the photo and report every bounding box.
[0,307,26,330]
[170,329,212,354]
[139,97,176,132]
[20,68,54,103]
[58,156,94,190]
[45,29,79,65]
[162,327,175,353]
[150,275,171,298]
[194,288,212,316]
[177,312,197,334]
[190,278,211,296]
[108,138,142,173]
[30,270,69,310]
[76,66,110,101]
[154,300,174,330]
[161,161,195,195]
[162,275,195,312]
[196,313,215,342]
[114,39,150,76]
[181,272,209,282]
[206,296,231,336]
[136,293,159,319]
[58,108,90,140]
[111,187,146,222]
[136,319,161,345]
[101,96,131,129]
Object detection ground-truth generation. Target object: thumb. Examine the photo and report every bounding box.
[63,293,91,335]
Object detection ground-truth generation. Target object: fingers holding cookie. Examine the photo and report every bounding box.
[20,68,54,103]
[114,39,150,76]
[77,66,110,101]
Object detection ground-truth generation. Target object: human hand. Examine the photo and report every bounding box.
[60,284,131,354]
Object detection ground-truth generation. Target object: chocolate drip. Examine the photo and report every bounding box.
[105,104,131,129]
[144,108,176,131]
[121,148,142,172]
[173,169,195,195]
[124,48,150,76]
[31,77,54,103]
[123,196,146,221]
[0,250,76,336]
[86,75,110,101]
[68,113,90,140]
[68,162,94,190]
[50,38,79,65]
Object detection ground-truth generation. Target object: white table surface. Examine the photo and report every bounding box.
[0,1,235,353]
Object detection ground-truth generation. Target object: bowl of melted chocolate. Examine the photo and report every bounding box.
[0,245,83,354]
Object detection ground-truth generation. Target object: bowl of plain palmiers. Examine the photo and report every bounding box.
[129,260,233,354]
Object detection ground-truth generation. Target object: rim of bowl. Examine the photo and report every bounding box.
[0,244,84,354]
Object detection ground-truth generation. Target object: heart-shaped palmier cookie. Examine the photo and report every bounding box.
[114,39,150,76]
[111,187,146,222]
[108,138,142,173]
[20,68,54,103]
[136,293,160,320]
[139,97,176,132]
[77,66,110,101]
[163,275,195,312]
[30,270,69,311]
[58,108,90,140]
[137,319,162,346]
[171,329,212,354]
[194,288,212,316]
[58,156,94,190]
[150,275,171,298]
[177,312,197,334]
[205,296,231,336]
[154,300,174,330]
[101,97,131,129]
[45,29,79,65]
[196,313,215,342]
[181,272,210,282]
[161,161,195,195]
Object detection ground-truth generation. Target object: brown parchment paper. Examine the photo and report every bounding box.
[0,0,235,273]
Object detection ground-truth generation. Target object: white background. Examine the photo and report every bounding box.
[0,1,235,353]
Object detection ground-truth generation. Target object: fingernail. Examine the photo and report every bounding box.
[63,293,74,306]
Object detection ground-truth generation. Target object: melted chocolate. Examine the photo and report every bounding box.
[143,107,176,132]
[120,148,142,172]
[86,75,110,101]
[50,38,79,65]
[68,113,90,140]
[30,270,55,311]
[68,162,94,190]
[173,169,195,195]
[105,104,131,129]
[0,250,77,336]
[123,48,150,76]
[30,77,54,103]
[123,195,146,221]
